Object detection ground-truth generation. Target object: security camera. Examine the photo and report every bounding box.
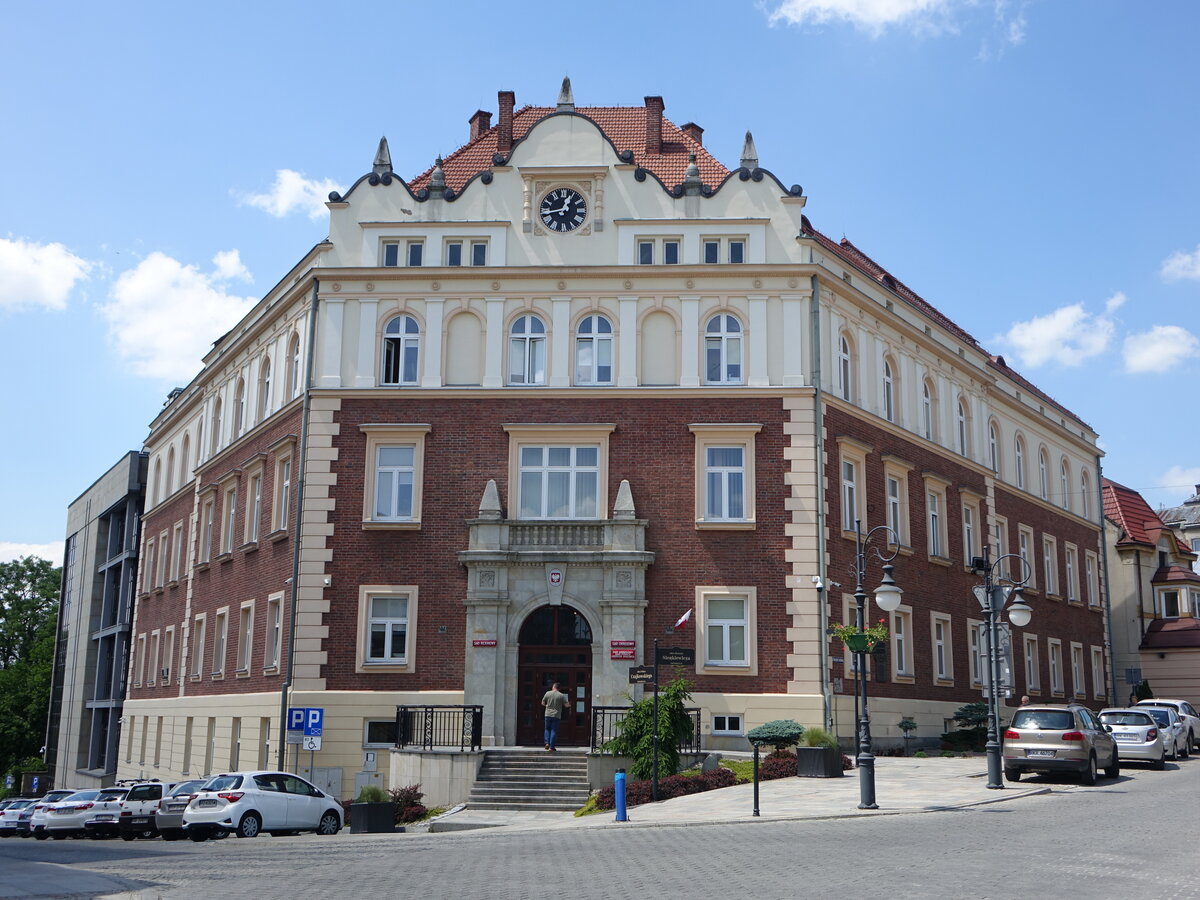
[811,576,824,590]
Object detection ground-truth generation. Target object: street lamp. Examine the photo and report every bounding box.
[970,546,1033,790]
[849,519,902,810]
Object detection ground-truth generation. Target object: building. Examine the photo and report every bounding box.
[46,451,146,790]
[116,82,1108,799]
[1103,478,1200,706]
[1159,486,1200,573]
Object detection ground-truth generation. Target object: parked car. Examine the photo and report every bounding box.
[182,771,342,841]
[154,779,210,841]
[46,789,128,839]
[116,781,179,841]
[0,800,34,836]
[1136,699,1200,750]
[27,790,79,839]
[13,803,35,837]
[81,788,130,839]
[1002,704,1119,784]
[1099,708,1168,769]
[1139,706,1190,760]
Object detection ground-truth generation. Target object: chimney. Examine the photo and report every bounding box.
[497,91,515,155]
[644,95,664,154]
[469,109,492,142]
[681,122,703,146]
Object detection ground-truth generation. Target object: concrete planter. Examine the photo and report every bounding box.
[796,746,843,778]
[349,802,396,834]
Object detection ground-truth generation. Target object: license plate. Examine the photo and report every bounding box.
[1114,733,1138,742]
[131,817,150,824]
[167,804,186,812]
[1027,749,1056,758]
[94,815,114,821]
[197,799,219,808]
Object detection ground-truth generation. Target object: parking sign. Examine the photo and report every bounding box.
[304,708,324,737]
[288,707,306,731]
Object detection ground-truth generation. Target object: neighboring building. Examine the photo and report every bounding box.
[116,82,1107,799]
[1104,479,1200,707]
[1159,485,1200,575]
[46,451,147,790]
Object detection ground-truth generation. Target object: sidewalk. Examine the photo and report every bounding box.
[424,755,1055,833]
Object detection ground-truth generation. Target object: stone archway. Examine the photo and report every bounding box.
[515,605,593,746]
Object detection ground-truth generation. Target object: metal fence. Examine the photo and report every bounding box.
[590,706,702,754]
[395,705,483,751]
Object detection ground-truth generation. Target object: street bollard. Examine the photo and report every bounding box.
[615,768,628,822]
[752,745,760,817]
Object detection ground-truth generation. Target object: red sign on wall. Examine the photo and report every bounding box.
[610,640,636,648]
[610,648,636,660]
[472,639,497,647]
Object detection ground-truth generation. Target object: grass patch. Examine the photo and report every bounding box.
[574,794,603,817]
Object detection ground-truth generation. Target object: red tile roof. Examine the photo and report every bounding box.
[1151,564,1200,586]
[1141,617,1200,650]
[410,105,729,193]
[1103,478,1168,547]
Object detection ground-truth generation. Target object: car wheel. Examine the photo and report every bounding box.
[161,832,179,842]
[1181,741,1190,760]
[120,832,137,842]
[1168,740,1178,761]
[1080,754,1098,786]
[50,833,66,840]
[235,812,261,839]
[1004,768,1021,783]
[1153,750,1166,771]
[33,831,47,841]
[316,811,341,836]
[1191,730,1198,751]
[1104,752,1120,779]
[188,830,209,843]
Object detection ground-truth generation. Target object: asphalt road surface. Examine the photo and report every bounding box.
[2,759,1195,899]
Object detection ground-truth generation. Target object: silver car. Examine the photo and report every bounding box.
[1136,699,1200,751]
[1139,706,1190,760]
[1099,708,1168,769]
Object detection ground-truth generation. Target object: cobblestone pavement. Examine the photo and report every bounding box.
[0,755,1195,899]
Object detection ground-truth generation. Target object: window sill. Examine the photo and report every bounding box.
[928,555,952,568]
[694,520,756,531]
[934,677,955,687]
[356,660,414,674]
[1066,597,1082,606]
[189,674,202,682]
[1045,592,1062,602]
[1050,690,1065,698]
[267,529,289,544]
[262,666,280,676]
[889,544,914,557]
[194,562,210,573]
[892,674,916,684]
[235,669,250,678]
[137,591,150,602]
[362,520,422,531]
[215,552,233,565]
[211,672,225,681]
[239,541,259,555]
[153,586,164,596]
[698,663,755,677]
[166,579,179,590]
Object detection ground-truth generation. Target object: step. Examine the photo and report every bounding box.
[467,801,583,811]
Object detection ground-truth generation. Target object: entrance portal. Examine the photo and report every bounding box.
[516,606,593,747]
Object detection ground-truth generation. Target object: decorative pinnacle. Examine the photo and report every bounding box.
[372,137,393,176]
[740,131,759,170]
[429,156,446,192]
[557,76,575,112]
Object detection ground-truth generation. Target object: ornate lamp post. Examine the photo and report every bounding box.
[970,546,1033,790]
[848,519,903,810]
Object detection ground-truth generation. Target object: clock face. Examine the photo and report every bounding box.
[539,187,588,232]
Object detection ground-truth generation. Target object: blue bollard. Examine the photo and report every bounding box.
[614,768,627,822]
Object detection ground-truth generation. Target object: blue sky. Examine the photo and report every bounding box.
[2,0,1197,564]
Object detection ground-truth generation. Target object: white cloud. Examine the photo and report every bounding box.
[0,237,91,311]
[1157,466,1200,497]
[767,0,953,33]
[1122,325,1200,374]
[999,301,1114,368]
[238,169,341,221]
[0,541,63,565]
[101,251,257,382]
[1160,244,1200,281]
[1104,291,1126,314]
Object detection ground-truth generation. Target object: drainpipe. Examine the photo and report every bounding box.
[811,274,832,731]
[1096,454,1119,703]
[277,278,320,769]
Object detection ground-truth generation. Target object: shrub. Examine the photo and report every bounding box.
[941,750,955,758]
[390,784,426,824]
[800,726,838,750]
[747,719,804,753]
[952,702,989,730]
[356,785,389,803]
[841,754,854,770]
[758,752,797,781]
[940,729,985,752]
[604,677,695,781]
[594,766,736,810]
[913,750,928,758]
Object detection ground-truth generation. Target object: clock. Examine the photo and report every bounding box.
[539,187,588,233]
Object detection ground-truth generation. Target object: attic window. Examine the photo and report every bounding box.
[842,272,852,283]
[924,325,932,336]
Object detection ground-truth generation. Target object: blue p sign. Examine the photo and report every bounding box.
[288,707,306,731]
[31,776,40,793]
[304,708,323,737]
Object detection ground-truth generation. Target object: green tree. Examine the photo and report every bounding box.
[605,677,695,781]
[0,556,61,780]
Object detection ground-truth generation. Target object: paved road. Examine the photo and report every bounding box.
[1,759,1195,899]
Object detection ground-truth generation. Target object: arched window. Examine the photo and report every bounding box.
[705,314,743,385]
[151,458,162,507]
[165,447,176,498]
[381,314,421,385]
[1080,470,1091,520]
[257,356,272,420]
[922,380,936,441]
[575,314,613,385]
[210,398,223,455]
[232,378,246,440]
[1014,435,1026,490]
[882,359,895,422]
[286,331,301,399]
[956,399,970,457]
[1060,459,1071,512]
[838,335,853,401]
[508,314,546,385]
[180,434,191,484]
[988,422,999,473]
[1038,448,1049,500]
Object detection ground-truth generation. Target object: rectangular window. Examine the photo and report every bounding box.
[274,455,292,532]
[471,241,488,266]
[638,240,654,264]
[924,474,950,561]
[887,477,904,544]
[1024,634,1040,693]
[928,492,942,557]
[1070,643,1085,698]
[962,503,977,566]
[236,602,254,673]
[148,631,160,684]
[843,461,859,533]
[1048,639,1063,694]
[364,719,399,748]
[705,447,746,521]
[692,425,760,528]
[1091,646,1105,699]
[191,615,206,678]
[891,607,913,678]
[221,486,238,555]
[407,241,423,267]
[1085,551,1099,607]
[212,609,228,676]
[1064,545,1079,602]
[170,524,184,582]
[518,445,599,519]
[361,425,430,528]
[264,593,282,671]
[375,446,415,520]
[446,241,463,266]
[367,596,408,663]
[705,595,747,666]
[701,237,748,264]
[135,633,146,686]
[200,498,215,563]
[143,539,156,593]
[968,620,984,686]
[1192,589,1200,618]
[157,530,169,587]
[703,239,719,264]
[383,241,400,267]
[712,715,743,735]
[1042,536,1058,596]
[992,516,1009,580]
[1018,526,1036,589]
[664,240,680,265]
[931,614,952,682]
[728,240,745,264]
[1160,589,1181,618]
[246,474,262,544]
[163,626,174,684]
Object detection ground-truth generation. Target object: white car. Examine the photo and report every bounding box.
[1138,706,1190,761]
[1136,699,1200,750]
[182,771,342,841]
[0,800,35,836]
[27,790,78,839]
[82,788,130,839]
[46,788,127,839]
[1099,708,1168,769]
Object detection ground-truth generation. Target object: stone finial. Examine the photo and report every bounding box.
[683,151,703,195]
[740,131,759,170]
[373,137,393,176]
[478,479,502,519]
[614,479,636,519]
[556,76,575,112]
[429,156,446,192]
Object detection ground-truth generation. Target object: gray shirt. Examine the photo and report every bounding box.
[542,688,568,718]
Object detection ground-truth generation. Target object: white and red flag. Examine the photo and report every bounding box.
[674,608,693,629]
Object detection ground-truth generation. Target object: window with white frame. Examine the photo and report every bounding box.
[245,472,262,544]
[1064,544,1079,602]
[148,630,160,685]
[992,515,1010,580]
[1080,470,1091,520]
[1014,435,1026,490]
[273,448,293,533]
[1048,639,1063,694]
[134,633,146,685]
[382,239,423,267]
[170,523,184,582]
[518,445,599,518]
[988,422,1000,473]
[636,236,680,265]
[364,719,399,748]
[163,626,175,683]
[1024,634,1040,693]
[921,380,935,440]
[364,592,411,665]
[704,314,743,385]
[1059,459,1071,511]
[264,593,282,671]
[891,607,914,678]
[886,475,905,546]
[1158,588,1182,618]
[1070,643,1085,698]
[961,497,980,566]
[1085,551,1099,606]
[236,602,254,673]
[143,539,156,593]
[932,614,952,682]
[286,331,301,400]
[191,614,206,678]
[212,609,228,676]
[701,237,746,264]
[691,424,760,528]
[199,497,214,564]
[924,474,950,559]
[1018,525,1036,589]
[257,356,272,421]
[156,529,168,587]
[838,335,854,402]
[838,438,869,533]
[1191,589,1200,618]
[968,619,984,686]
[444,238,489,266]
[882,358,895,422]
[712,715,743,735]
[1038,448,1049,500]
[956,399,970,457]
[381,314,421,386]
[1090,646,1105,699]
[360,425,430,528]
[1042,535,1058,596]
[696,587,758,675]
[221,485,238,555]
[843,459,859,533]
[508,314,547,385]
[575,314,613,385]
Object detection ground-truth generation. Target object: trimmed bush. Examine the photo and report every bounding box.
[594,766,736,810]
[746,719,804,753]
[390,784,427,824]
[800,726,838,749]
[758,752,798,781]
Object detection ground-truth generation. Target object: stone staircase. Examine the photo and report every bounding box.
[467,749,591,811]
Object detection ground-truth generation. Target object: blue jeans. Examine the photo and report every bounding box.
[544,715,561,748]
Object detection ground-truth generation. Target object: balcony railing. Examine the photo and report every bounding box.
[395,705,483,751]
[590,706,702,754]
[506,522,605,548]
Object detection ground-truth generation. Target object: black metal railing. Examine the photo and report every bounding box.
[395,705,483,751]
[590,706,702,754]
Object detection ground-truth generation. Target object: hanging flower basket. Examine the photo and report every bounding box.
[842,633,874,653]
[831,620,889,653]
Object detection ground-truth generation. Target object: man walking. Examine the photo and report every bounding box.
[542,681,569,751]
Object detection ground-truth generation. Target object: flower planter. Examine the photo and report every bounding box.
[842,633,873,653]
[796,745,844,778]
[349,801,396,834]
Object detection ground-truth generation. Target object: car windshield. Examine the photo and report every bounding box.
[1100,712,1153,726]
[168,781,206,797]
[201,775,243,792]
[62,790,101,803]
[42,792,74,803]
[9,800,33,809]
[1011,709,1074,730]
[1144,709,1174,727]
[97,790,127,801]
[127,785,161,801]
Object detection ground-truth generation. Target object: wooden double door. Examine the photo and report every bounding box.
[516,606,592,747]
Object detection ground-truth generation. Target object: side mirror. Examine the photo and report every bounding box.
[1103,724,1112,732]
